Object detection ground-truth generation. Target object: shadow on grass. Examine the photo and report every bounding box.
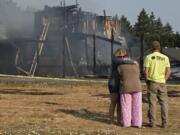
[142,122,163,128]
[42,101,62,106]
[0,89,64,96]
[92,94,109,98]
[57,109,158,128]
[168,90,180,97]
[56,109,110,124]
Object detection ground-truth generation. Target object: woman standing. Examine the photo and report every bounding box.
[108,48,134,124]
[117,50,142,128]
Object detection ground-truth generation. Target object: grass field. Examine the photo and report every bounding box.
[0,78,179,135]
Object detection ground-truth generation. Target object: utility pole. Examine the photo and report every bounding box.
[140,32,144,79]
[75,0,78,5]
[62,1,66,77]
[103,10,108,37]
[111,28,114,63]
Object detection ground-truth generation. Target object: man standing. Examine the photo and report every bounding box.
[144,41,171,128]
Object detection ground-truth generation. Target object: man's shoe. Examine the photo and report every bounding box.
[149,124,156,128]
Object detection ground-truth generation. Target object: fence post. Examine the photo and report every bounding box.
[140,33,144,78]
[111,29,114,63]
[93,32,96,75]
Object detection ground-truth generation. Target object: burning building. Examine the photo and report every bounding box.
[0,4,126,77]
[14,4,123,77]
[1,2,179,81]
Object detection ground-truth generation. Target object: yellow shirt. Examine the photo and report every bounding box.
[144,52,170,83]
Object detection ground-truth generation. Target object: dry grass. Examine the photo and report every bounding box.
[0,80,179,135]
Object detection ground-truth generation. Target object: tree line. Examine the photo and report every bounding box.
[120,8,180,49]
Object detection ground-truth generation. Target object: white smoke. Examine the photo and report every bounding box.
[0,0,35,38]
[12,0,100,12]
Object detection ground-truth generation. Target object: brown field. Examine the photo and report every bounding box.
[0,78,179,135]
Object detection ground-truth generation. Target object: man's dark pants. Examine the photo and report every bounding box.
[147,81,168,127]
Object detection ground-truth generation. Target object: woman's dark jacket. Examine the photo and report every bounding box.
[108,57,134,93]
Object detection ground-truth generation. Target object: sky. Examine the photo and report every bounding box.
[13,0,180,32]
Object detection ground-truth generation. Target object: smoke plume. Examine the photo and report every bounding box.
[0,0,35,39]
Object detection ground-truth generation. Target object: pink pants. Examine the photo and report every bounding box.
[120,92,142,128]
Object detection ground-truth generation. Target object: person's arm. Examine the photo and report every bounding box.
[165,57,171,81]
[165,67,171,81]
[113,57,134,65]
[144,67,149,82]
[144,56,150,82]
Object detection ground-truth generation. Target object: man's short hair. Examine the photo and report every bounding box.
[152,41,161,50]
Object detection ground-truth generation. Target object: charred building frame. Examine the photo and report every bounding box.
[0,4,124,77]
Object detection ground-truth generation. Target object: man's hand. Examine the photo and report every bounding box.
[144,67,149,81]
[165,67,171,81]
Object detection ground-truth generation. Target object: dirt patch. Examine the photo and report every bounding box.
[0,81,179,135]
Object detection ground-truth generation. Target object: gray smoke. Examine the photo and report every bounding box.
[0,0,35,39]
[12,0,98,8]
[0,0,98,39]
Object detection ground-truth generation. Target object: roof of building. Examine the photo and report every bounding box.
[162,47,180,62]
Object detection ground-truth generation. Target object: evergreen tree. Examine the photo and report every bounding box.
[134,8,150,35]
[163,22,173,33]
[131,8,179,48]
[120,15,133,35]
[149,12,156,33]
[154,18,163,34]
[174,32,180,47]
[161,22,174,47]
[134,9,153,50]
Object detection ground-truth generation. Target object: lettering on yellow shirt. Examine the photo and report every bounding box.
[144,52,170,83]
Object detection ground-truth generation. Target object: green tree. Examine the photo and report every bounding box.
[163,22,173,33]
[120,15,133,34]
[174,32,180,47]
[144,12,158,48]
[161,23,174,47]
[154,18,163,34]
[127,8,178,48]
[149,12,156,33]
[133,8,154,50]
[134,8,150,35]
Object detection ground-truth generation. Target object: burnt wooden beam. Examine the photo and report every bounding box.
[70,32,122,46]
[62,3,66,78]
[103,10,108,37]
[111,29,114,63]
[65,36,78,77]
[85,37,89,65]
[93,32,96,75]
[62,33,66,78]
